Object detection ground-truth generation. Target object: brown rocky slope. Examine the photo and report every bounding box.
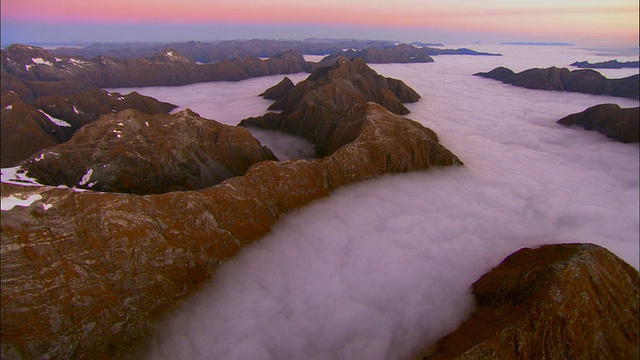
[1,89,176,167]
[421,243,639,359]
[474,66,639,100]
[557,103,639,143]
[18,109,278,194]
[2,44,308,88]
[1,61,462,358]
[240,57,421,156]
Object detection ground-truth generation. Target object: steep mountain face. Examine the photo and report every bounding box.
[310,44,501,70]
[241,58,422,156]
[571,60,639,69]
[0,71,97,101]
[1,89,176,167]
[474,66,640,99]
[50,38,398,62]
[19,109,278,194]
[1,59,463,359]
[1,45,308,88]
[1,92,60,167]
[557,104,639,143]
[326,44,436,64]
[259,76,295,100]
[422,243,639,359]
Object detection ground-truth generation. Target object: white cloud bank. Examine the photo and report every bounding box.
[109,44,639,359]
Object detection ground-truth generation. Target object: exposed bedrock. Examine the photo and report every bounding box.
[474,66,639,99]
[240,57,421,156]
[557,103,639,143]
[19,109,278,194]
[1,44,308,88]
[421,243,639,359]
[571,60,639,69]
[259,76,295,100]
[1,59,462,358]
[1,89,176,167]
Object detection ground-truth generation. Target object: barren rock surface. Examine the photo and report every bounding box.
[1,58,463,358]
[422,243,639,359]
[557,103,639,143]
[1,89,176,167]
[19,109,278,194]
[475,66,640,99]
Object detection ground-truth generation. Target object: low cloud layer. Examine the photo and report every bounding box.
[111,45,639,359]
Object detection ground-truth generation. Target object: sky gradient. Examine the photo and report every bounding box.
[1,0,638,46]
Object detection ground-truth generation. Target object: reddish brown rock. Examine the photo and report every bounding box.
[1,50,462,358]
[308,44,501,71]
[243,58,421,156]
[422,243,639,359]
[1,89,176,167]
[557,103,639,143]
[0,72,37,102]
[475,66,639,100]
[1,92,60,167]
[1,71,97,100]
[2,45,308,88]
[1,102,462,359]
[20,109,277,194]
[31,89,176,129]
[259,76,295,100]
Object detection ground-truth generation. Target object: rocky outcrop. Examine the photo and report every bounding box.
[322,44,436,65]
[2,45,308,88]
[259,76,295,100]
[50,38,398,63]
[1,89,176,167]
[1,71,97,101]
[241,58,422,156]
[310,44,500,70]
[19,109,278,194]
[421,243,639,359]
[474,66,640,99]
[571,60,639,69]
[1,59,462,358]
[1,92,60,167]
[557,104,639,143]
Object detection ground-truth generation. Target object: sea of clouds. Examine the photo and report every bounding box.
[108,44,639,359]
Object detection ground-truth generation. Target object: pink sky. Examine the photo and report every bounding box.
[1,0,638,46]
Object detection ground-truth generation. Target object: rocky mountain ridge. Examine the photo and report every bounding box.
[18,109,278,194]
[474,66,639,99]
[557,104,639,143]
[2,44,309,88]
[571,60,639,69]
[49,38,399,62]
[241,58,422,156]
[422,243,639,359]
[309,44,501,70]
[1,60,463,358]
[1,90,176,167]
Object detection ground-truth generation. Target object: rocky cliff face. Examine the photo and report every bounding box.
[557,104,639,143]
[1,89,176,167]
[241,58,422,156]
[310,44,501,70]
[1,45,308,88]
[1,70,97,101]
[1,92,60,167]
[1,59,462,358]
[571,60,639,69]
[50,38,398,63]
[474,66,640,99]
[259,76,295,100]
[19,109,278,194]
[421,243,639,359]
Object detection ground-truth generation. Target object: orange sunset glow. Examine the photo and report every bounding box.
[1,0,638,48]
